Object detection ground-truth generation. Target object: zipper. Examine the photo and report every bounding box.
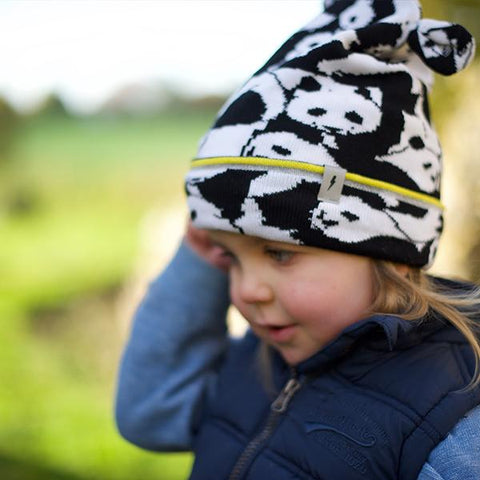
[227,371,302,480]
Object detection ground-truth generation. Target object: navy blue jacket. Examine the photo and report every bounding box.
[190,312,480,479]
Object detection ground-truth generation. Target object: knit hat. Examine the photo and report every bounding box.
[185,0,475,267]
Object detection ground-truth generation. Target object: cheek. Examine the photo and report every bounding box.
[287,270,340,298]
[279,279,327,317]
[280,267,373,321]
[228,275,249,318]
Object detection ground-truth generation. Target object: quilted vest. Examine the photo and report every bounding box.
[189,307,480,479]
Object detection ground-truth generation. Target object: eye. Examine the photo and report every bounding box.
[264,247,295,264]
[218,247,237,264]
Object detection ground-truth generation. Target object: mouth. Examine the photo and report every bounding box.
[263,324,297,343]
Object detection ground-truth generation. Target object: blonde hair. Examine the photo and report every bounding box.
[370,260,480,389]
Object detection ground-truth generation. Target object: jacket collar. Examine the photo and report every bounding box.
[273,313,447,376]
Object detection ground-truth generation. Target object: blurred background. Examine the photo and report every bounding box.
[0,1,479,479]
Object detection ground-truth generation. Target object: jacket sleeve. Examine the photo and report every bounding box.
[417,404,480,479]
[114,241,230,452]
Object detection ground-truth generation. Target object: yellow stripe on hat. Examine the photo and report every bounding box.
[190,156,444,210]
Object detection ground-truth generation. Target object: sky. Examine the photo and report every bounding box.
[0,0,321,114]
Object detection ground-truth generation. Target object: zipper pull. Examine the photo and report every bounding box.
[271,377,301,413]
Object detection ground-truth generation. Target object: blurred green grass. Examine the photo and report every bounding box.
[0,111,215,479]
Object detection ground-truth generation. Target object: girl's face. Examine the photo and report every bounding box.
[209,230,375,365]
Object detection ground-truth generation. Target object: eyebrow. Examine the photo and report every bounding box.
[209,234,293,251]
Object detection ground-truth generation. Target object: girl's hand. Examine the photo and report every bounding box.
[184,222,231,271]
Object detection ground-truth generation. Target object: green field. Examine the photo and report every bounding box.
[0,111,216,479]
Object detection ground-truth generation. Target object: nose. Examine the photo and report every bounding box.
[231,264,273,305]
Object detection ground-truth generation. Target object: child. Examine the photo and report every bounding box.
[115,1,480,478]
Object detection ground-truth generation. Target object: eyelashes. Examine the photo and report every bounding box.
[264,248,295,264]
[219,249,235,260]
[210,233,299,268]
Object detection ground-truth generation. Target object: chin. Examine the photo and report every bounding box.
[278,349,307,367]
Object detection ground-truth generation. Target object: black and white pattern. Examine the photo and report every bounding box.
[185,0,475,267]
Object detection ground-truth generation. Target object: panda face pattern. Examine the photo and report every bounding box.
[311,190,441,247]
[283,31,338,62]
[378,110,441,195]
[245,131,335,164]
[338,1,376,31]
[287,77,383,135]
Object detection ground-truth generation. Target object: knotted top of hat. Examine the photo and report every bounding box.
[185,0,475,267]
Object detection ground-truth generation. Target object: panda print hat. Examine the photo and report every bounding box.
[185,0,475,267]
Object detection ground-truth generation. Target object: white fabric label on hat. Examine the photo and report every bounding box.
[317,166,347,203]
